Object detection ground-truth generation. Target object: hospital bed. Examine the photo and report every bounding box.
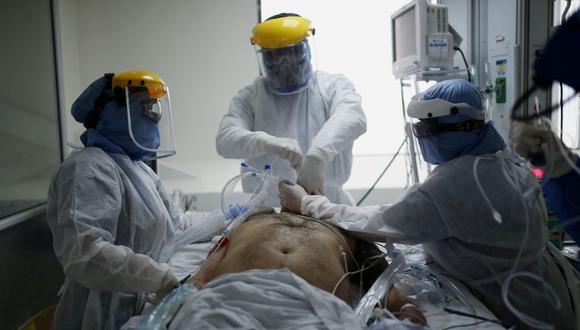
[135,173,505,329]
[154,236,505,330]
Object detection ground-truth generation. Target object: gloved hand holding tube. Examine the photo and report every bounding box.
[279,180,307,214]
[512,122,577,178]
[297,150,326,195]
[256,133,303,170]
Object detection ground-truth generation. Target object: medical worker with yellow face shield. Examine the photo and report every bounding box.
[216,13,367,205]
[46,71,224,330]
[281,79,580,329]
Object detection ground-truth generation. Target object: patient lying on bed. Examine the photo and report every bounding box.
[160,212,426,329]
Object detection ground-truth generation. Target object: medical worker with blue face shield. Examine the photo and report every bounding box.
[216,13,367,206]
[46,71,224,330]
[280,79,580,329]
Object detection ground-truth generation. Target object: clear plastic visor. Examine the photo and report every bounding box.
[254,38,317,94]
[124,86,176,160]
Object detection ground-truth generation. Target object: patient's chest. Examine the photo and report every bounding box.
[213,217,353,300]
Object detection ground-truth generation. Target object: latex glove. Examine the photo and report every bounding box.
[146,271,179,305]
[297,153,326,195]
[259,135,303,170]
[279,181,307,214]
[225,203,249,220]
[513,123,574,178]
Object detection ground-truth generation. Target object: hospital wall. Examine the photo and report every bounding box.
[1,1,64,326]
[0,0,62,217]
[56,0,259,198]
[57,0,258,160]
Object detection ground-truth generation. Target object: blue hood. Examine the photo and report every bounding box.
[417,79,506,165]
[72,76,159,160]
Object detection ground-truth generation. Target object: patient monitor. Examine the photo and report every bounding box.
[391,0,462,79]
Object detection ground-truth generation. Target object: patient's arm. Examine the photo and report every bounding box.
[187,240,228,289]
[386,287,427,326]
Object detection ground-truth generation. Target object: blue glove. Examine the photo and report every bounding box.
[226,203,249,220]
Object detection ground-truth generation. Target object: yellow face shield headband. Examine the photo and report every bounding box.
[250,16,314,49]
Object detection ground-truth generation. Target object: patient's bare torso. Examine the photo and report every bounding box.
[190,213,356,301]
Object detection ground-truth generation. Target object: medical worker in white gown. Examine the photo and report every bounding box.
[280,79,580,329]
[216,13,366,205]
[46,71,224,330]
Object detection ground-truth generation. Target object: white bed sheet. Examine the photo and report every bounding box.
[169,237,218,280]
[165,238,504,330]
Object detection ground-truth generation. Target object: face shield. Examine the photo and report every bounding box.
[407,90,485,165]
[255,39,314,94]
[250,14,316,95]
[407,91,486,138]
[406,87,506,165]
[122,84,176,160]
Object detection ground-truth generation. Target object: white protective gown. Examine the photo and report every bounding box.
[46,147,224,330]
[216,71,367,206]
[299,150,580,329]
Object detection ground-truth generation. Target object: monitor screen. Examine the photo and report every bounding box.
[393,6,416,62]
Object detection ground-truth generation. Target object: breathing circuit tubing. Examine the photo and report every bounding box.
[473,154,562,329]
[354,244,477,326]
[188,158,281,290]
